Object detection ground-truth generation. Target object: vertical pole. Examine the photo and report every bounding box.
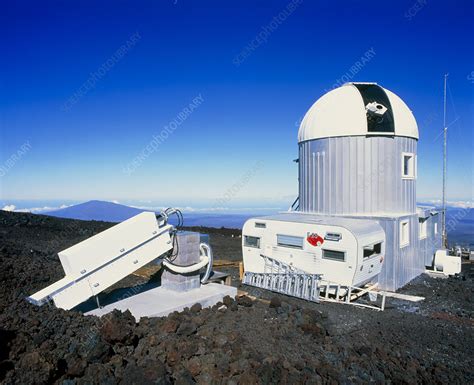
[442,74,448,249]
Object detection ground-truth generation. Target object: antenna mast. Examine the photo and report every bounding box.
[442,74,448,248]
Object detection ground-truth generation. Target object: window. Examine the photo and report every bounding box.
[400,220,410,248]
[363,242,382,259]
[322,249,346,262]
[434,222,438,235]
[277,234,304,249]
[419,218,427,239]
[255,222,266,229]
[244,235,260,248]
[402,153,415,179]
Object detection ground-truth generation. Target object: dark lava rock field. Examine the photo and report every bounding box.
[0,210,472,384]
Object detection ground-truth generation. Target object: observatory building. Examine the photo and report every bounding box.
[243,83,443,292]
[296,82,442,290]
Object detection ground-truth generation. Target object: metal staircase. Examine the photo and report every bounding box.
[242,255,322,302]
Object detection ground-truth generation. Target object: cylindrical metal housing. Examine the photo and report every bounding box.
[298,136,417,215]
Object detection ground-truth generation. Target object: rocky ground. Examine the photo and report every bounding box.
[0,210,473,384]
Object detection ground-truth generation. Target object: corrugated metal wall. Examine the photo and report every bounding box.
[299,136,417,215]
[375,215,422,291]
[419,213,443,267]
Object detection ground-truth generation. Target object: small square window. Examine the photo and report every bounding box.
[402,153,415,179]
[244,236,260,248]
[400,220,410,248]
[419,218,427,239]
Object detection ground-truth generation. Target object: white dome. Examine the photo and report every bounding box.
[298,83,419,142]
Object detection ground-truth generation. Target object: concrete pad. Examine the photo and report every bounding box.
[85,283,237,320]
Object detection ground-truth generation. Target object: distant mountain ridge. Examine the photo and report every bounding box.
[44,200,473,245]
[45,200,148,222]
[44,200,258,228]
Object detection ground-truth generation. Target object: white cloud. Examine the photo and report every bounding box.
[447,201,473,209]
[424,200,473,209]
[15,206,56,213]
[2,204,72,214]
[111,200,120,204]
[129,205,283,213]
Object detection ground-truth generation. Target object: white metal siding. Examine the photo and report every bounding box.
[419,213,443,267]
[370,215,422,291]
[298,136,417,216]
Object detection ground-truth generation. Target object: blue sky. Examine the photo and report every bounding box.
[1,0,473,211]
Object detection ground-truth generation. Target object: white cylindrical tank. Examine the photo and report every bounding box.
[298,83,419,215]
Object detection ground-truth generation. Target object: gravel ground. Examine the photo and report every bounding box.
[0,211,472,384]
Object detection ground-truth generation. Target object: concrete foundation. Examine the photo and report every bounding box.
[85,283,237,320]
